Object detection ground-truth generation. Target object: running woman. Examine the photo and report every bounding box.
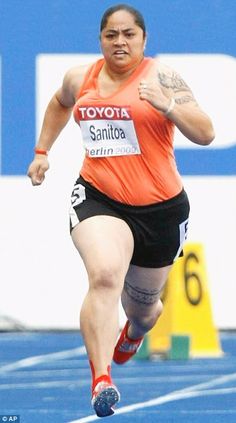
[27,4,215,418]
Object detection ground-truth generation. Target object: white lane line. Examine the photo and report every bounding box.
[176,371,236,393]
[0,375,213,391]
[1,372,210,384]
[69,387,236,423]
[1,368,89,378]
[113,385,236,416]
[0,379,89,390]
[0,346,86,374]
[67,372,236,423]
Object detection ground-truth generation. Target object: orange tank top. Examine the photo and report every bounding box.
[73,57,182,205]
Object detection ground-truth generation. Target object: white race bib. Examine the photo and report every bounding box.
[78,105,141,158]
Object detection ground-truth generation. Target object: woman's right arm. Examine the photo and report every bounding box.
[27,66,86,185]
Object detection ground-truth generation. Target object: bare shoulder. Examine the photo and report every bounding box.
[63,64,91,89]
[154,58,172,75]
[154,58,191,93]
[58,63,92,107]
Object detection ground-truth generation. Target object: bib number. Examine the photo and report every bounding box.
[78,105,141,158]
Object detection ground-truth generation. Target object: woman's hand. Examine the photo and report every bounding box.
[138,79,171,114]
[27,156,49,186]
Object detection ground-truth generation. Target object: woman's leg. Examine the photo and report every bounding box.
[71,215,134,379]
[121,263,172,339]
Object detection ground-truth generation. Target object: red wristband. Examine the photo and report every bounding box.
[34,148,48,156]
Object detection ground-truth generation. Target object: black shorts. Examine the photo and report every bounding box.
[69,176,190,268]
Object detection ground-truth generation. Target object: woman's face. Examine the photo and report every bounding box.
[100,10,146,72]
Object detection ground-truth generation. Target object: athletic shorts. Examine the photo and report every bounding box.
[69,176,190,268]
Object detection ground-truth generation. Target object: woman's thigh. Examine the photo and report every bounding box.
[71,215,134,288]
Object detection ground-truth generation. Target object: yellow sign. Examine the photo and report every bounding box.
[149,243,223,357]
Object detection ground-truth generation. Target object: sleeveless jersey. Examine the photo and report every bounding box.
[73,57,183,205]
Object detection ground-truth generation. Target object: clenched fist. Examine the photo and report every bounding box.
[138,79,172,114]
[27,156,49,186]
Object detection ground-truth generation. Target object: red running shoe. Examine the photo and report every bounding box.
[113,320,144,364]
[92,380,120,417]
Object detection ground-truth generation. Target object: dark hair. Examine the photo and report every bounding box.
[100,4,146,36]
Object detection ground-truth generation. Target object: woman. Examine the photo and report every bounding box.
[27,4,215,418]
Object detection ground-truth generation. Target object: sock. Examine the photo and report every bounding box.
[89,360,112,393]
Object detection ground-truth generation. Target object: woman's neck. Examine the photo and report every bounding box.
[103,57,144,82]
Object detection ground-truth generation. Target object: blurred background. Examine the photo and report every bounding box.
[0,0,235,332]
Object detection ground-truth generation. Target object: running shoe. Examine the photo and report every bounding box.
[113,320,144,364]
[92,381,120,417]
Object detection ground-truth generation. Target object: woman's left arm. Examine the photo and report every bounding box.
[139,63,215,145]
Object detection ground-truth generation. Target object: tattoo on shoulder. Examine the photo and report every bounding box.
[158,71,191,93]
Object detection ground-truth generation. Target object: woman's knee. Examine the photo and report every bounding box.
[88,264,124,292]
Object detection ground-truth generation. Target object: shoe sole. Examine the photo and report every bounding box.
[92,386,120,417]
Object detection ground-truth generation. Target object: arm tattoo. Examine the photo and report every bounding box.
[158,71,191,93]
[175,95,195,105]
[124,280,161,306]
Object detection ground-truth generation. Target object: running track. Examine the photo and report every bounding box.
[0,332,236,422]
